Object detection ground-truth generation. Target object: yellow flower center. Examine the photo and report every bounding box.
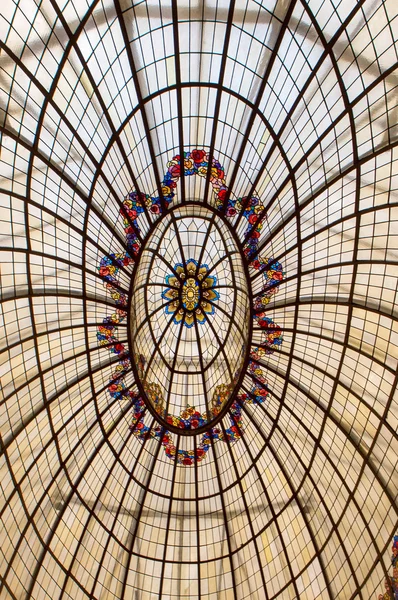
[182,278,200,311]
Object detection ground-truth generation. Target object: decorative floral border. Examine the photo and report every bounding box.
[97,305,281,466]
[377,534,398,599]
[127,359,271,466]
[97,149,285,465]
[108,150,286,296]
[134,352,242,430]
[123,149,276,273]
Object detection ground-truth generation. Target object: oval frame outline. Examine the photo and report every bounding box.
[128,201,254,436]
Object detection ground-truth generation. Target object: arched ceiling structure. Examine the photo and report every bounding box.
[1,0,398,599]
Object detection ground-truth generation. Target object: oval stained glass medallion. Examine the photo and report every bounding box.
[129,204,251,434]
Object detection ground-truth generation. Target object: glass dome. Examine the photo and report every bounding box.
[0,0,397,599]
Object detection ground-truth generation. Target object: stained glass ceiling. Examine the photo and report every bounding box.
[1,0,398,599]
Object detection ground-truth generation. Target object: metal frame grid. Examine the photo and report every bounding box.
[0,0,398,599]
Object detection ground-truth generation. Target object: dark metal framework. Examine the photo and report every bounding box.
[0,0,397,599]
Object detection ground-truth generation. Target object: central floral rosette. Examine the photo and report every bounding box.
[161,259,220,328]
